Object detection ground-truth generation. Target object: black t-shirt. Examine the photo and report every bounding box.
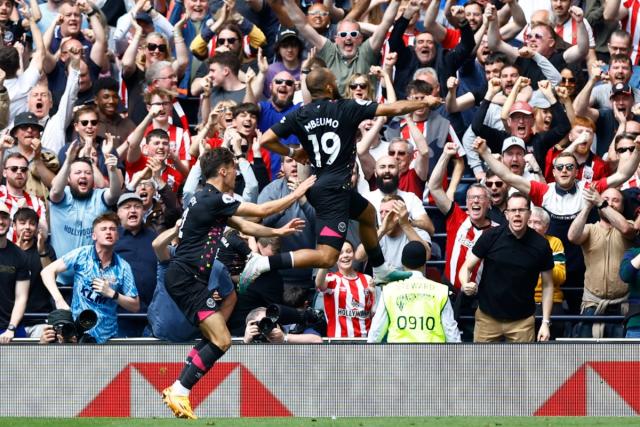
[174,183,240,278]
[271,98,378,188]
[515,52,567,90]
[215,228,252,276]
[472,225,554,320]
[23,243,56,326]
[0,241,30,329]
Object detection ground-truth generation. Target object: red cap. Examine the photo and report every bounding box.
[509,101,534,116]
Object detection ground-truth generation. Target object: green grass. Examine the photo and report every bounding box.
[2,418,640,427]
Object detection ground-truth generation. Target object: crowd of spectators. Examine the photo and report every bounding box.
[1,0,640,344]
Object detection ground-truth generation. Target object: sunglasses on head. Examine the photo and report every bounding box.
[616,146,636,154]
[338,31,359,38]
[553,163,576,172]
[79,119,98,126]
[485,181,504,188]
[146,43,167,52]
[274,78,295,87]
[218,37,238,45]
[5,166,28,173]
[349,82,368,90]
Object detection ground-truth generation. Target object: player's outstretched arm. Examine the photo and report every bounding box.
[228,216,306,237]
[375,98,443,117]
[234,176,316,218]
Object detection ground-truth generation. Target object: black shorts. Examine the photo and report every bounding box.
[306,184,370,250]
[164,262,221,326]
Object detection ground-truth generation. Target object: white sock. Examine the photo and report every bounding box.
[172,380,190,396]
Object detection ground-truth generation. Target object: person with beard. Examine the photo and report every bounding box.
[472,77,571,174]
[114,193,158,337]
[575,73,640,157]
[48,139,123,287]
[484,170,508,225]
[245,62,301,180]
[366,155,434,235]
[429,142,497,340]
[544,117,609,184]
[460,192,555,342]
[125,88,191,182]
[257,154,316,290]
[12,207,55,338]
[94,78,136,149]
[0,201,30,343]
[0,153,48,242]
[242,67,441,288]
[475,137,640,315]
[281,0,400,94]
[499,136,545,186]
[41,212,140,344]
[568,187,636,338]
[4,112,59,200]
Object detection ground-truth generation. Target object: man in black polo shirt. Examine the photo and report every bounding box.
[242,67,441,286]
[161,148,315,419]
[459,192,554,342]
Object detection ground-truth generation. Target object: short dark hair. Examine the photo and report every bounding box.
[71,157,94,169]
[406,79,433,96]
[257,236,280,251]
[283,286,308,309]
[146,128,169,142]
[507,192,531,209]
[232,102,260,118]
[13,207,39,225]
[92,212,120,229]
[93,77,119,96]
[554,151,578,166]
[485,52,509,67]
[306,67,336,99]
[610,53,632,67]
[3,152,28,168]
[0,46,20,78]
[200,147,235,179]
[207,51,241,76]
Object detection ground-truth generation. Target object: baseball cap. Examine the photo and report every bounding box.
[0,201,10,216]
[275,28,302,48]
[401,241,427,270]
[501,136,526,153]
[611,82,632,98]
[509,101,534,116]
[11,112,44,135]
[47,309,74,327]
[117,192,143,207]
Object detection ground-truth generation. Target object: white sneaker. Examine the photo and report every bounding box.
[372,262,412,284]
[239,253,270,293]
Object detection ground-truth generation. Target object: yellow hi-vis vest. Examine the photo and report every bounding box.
[382,276,449,343]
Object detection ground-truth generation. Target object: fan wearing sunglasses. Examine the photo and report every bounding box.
[544,117,608,184]
[484,170,508,226]
[0,152,48,243]
[278,0,400,94]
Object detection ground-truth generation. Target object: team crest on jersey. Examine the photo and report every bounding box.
[222,194,235,204]
[206,298,216,308]
[338,222,347,232]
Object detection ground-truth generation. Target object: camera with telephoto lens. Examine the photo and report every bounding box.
[48,309,98,343]
[253,304,325,342]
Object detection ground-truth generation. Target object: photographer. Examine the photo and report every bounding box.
[39,309,97,344]
[242,305,323,344]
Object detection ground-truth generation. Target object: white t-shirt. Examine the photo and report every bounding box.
[365,188,428,225]
[380,228,432,269]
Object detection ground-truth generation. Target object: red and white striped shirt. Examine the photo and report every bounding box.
[554,17,595,48]
[445,203,497,289]
[623,0,640,65]
[143,123,192,165]
[0,185,47,242]
[321,271,374,338]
